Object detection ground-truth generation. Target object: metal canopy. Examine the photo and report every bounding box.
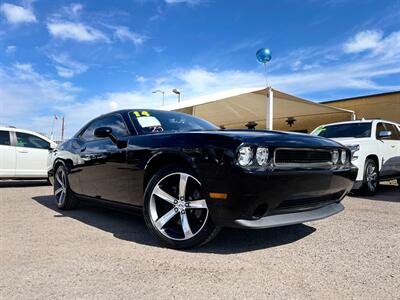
[163,87,355,131]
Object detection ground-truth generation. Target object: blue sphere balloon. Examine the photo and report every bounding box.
[256,48,272,64]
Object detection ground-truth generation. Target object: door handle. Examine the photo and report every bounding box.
[391,145,396,148]
[18,150,28,153]
[80,147,86,152]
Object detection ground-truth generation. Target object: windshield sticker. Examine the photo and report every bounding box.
[132,111,151,117]
[137,116,161,128]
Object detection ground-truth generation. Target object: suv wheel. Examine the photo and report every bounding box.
[143,164,220,249]
[360,159,379,195]
[54,164,79,210]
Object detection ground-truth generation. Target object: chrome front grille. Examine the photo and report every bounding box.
[274,148,332,168]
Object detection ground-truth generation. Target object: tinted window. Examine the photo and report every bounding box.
[16,132,50,149]
[0,130,11,146]
[81,114,129,141]
[313,123,372,138]
[129,110,218,135]
[385,123,400,140]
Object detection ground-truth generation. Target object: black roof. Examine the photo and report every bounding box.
[322,90,400,104]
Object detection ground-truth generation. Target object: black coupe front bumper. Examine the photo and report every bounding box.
[234,202,344,228]
[204,166,357,228]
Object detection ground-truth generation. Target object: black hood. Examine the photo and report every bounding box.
[201,129,343,148]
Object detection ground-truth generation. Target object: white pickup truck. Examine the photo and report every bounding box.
[312,119,400,195]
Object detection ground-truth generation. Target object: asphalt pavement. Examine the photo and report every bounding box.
[0,180,399,299]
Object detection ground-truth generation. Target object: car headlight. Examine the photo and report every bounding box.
[237,146,253,166]
[256,147,269,166]
[346,144,360,160]
[332,150,339,164]
[340,150,347,164]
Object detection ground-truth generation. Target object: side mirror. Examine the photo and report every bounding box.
[94,127,113,138]
[48,143,56,151]
[378,130,392,139]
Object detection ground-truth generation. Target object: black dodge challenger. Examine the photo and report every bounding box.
[48,109,357,249]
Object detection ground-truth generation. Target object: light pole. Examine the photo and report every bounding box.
[152,90,165,106]
[172,88,181,103]
[256,48,273,130]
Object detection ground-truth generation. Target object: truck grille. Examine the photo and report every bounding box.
[274,148,332,167]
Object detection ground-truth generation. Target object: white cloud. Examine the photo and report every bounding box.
[369,31,400,59]
[47,21,108,42]
[109,101,118,110]
[56,91,150,137]
[165,0,202,4]
[0,63,148,138]
[0,3,36,24]
[5,45,16,54]
[55,66,75,78]
[153,30,400,100]
[0,63,78,136]
[167,58,400,98]
[48,54,88,78]
[69,3,83,16]
[136,75,147,83]
[114,26,145,45]
[153,46,165,53]
[343,30,383,53]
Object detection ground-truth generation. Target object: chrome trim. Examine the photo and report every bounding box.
[234,203,344,229]
[273,147,333,168]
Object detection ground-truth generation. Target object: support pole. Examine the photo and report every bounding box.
[50,115,57,140]
[61,116,65,142]
[266,86,274,130]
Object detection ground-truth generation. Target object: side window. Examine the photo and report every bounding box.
[16,132,50,149]
[385,123,400,140]
[80,114,129,141]
[0,130,11,146]
[376,123,386,139]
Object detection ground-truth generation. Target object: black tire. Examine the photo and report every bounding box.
[143,164,220,249]
[360,159,379,195]
[53,164,79,210]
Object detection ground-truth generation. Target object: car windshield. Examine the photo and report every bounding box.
[129,110,219,134]
[312,123,372,138]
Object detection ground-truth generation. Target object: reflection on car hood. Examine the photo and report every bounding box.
[202,130,343,148]
[330,137,371,145]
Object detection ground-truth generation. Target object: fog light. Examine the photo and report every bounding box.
[256,147,269,166]
[332,150,339,164]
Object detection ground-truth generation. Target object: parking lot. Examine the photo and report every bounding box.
[0,181,399,299]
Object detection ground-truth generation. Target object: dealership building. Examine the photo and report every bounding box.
[165,89,400,133]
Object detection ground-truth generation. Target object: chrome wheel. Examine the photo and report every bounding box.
[149,172,209,241]
[54,167,67,206]
[366,163,378,191]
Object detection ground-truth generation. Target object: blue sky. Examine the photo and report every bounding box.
[0,0,399,137]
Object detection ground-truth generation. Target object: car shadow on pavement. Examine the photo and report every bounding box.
[350,183,399,203]
[0,180,50,188]
[32,195,316,254]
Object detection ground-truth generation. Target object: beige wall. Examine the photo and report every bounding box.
[325,92,400,124]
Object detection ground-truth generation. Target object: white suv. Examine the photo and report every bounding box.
[0,126,57,179]
[312,120,400,195]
